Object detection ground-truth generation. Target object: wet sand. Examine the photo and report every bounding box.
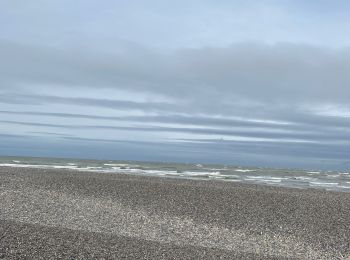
[0,166,349,259]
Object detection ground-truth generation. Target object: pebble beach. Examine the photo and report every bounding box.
[1,166,349,259]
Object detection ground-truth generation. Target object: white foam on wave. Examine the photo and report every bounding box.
[183,171,221,176]
[139,170,222,177]
[1,162,350,192]
[142,169,177,175]
[52,165,78,169]
[235,169,253,172]
[264,179,282,183]
[104,163,130,167]
[111,166,133,171]
[326,174,341,178]
[307,171,320,174]
[215,174,240,178]
[76,166,103,171]
[269,177,287,180]
[244,176,287,183]
[244,176,275,179]
[1,163,81,171]
[309,182,339,186]
[108,167,178,176]
[0,163,50,168]
[337,185,350,189]
[292,176,314,180]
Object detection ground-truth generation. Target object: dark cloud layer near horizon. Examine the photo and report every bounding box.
[1,1,350,170]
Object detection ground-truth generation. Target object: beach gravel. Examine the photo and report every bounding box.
[0,166,349,259]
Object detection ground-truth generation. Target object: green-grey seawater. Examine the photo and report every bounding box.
[0,156,349,192]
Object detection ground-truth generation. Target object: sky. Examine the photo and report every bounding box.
[1,0,350,170]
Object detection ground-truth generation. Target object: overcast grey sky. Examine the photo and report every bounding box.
[1,0,350,170]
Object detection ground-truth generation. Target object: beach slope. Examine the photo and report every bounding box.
[0,167,349,259]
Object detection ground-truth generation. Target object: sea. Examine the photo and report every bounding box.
[1,156,350,192]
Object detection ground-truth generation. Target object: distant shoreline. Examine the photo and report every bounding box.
[1,156,350,192]
[1,166,349,259]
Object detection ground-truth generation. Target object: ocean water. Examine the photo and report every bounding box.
[0,156,349,192]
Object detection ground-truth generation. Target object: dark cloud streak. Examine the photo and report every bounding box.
[2,119,350,144]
